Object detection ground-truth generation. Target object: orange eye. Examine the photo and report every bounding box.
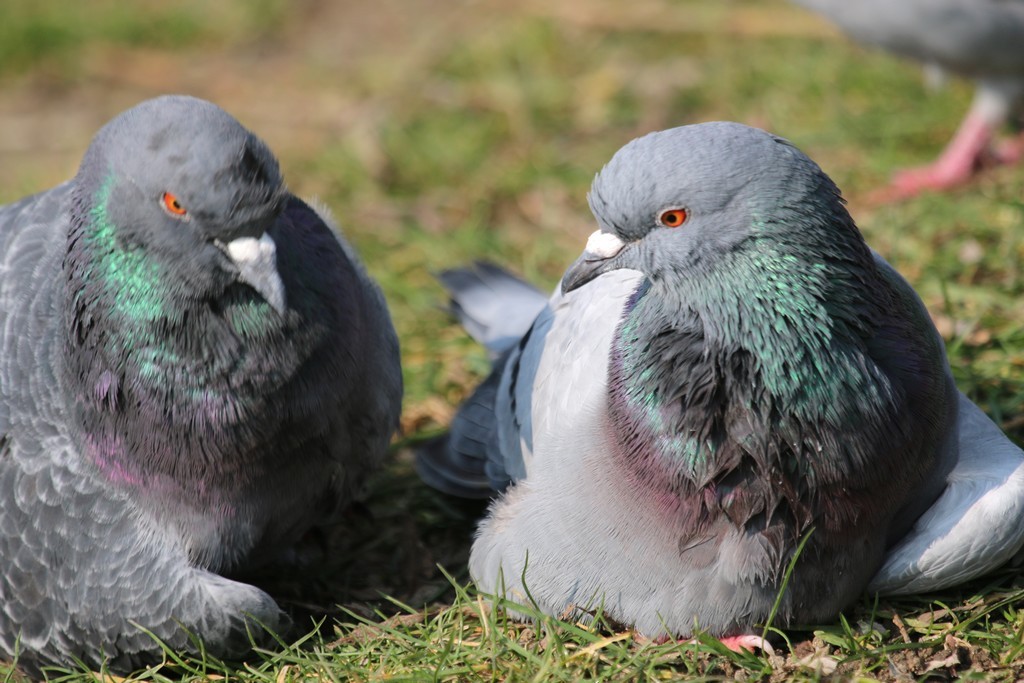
[162,192,187,217]
[658,208,687,228]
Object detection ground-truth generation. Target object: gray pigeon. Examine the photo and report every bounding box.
[417,122,1024,646]
[0,95,402,674]
[793,0,1024,199]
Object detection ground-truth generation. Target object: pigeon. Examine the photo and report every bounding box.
[793,0,1024,199]
[417,122,1024,645]
[0,95,402,674]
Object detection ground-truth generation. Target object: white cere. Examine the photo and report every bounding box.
[584,230,626,259]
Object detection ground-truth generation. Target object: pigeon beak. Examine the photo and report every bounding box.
[218,233,288,316]
[561,230,627,293]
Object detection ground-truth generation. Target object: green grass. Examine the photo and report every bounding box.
[0,0,288,78]
[2,0,1024,680]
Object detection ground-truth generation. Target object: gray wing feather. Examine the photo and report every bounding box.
[868,251,1024,593]
[415,367,505,498]
[870,392,1024,594]
[0,185,72,440]
[301,200,401,489]
[493,305,555,483]
[437,262,549,357]
[0,438,287,675]
[416,263,552,496]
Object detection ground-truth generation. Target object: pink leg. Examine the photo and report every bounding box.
[884,111,995,200]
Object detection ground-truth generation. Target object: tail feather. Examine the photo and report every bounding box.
[415,367,507,499]
[418,262,542,498]
[415,436,494,499]
[438,261,548,357]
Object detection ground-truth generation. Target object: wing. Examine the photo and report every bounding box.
[415,263,552,496]
[866,253,960,545]
[486,267,644,488]
[416,367,507,498]
[868,251,1024,593]
[300,197,403,460]
[0,433,288,676]
[870,392,1024,594]
[0,184,74,439]
[257,197,402,533]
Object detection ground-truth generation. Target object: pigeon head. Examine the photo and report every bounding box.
[70,95,289,315]
[569,123,899,481]
[562,122,870,296]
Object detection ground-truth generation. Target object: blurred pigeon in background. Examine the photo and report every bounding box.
[418,122,1024,646]
[794,0,1024,199]
[0,95,402,674]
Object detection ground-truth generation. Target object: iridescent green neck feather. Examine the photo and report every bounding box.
[84,174,166,328]
[608,214,901,494]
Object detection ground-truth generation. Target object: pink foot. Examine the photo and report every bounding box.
[669,633,776,656]
[718,634,776,656]
[888,160,977,198]
[872,111,996,202]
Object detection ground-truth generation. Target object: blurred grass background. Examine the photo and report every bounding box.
[2,0,1024,680]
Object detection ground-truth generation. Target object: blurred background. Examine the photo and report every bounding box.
[2,0,1023,617]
